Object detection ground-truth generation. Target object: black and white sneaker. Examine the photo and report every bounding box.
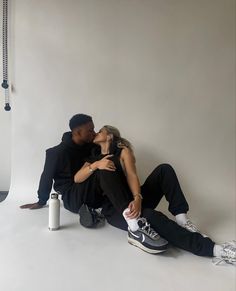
[78,204,105,228]
[128,218,168,254]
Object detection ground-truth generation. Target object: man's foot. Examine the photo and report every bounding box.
[128,218,168,254]
[213,241,236,266]
[78,204,105,228]
[182,220,207,237]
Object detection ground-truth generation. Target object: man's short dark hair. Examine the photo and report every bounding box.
[69,114,93,130]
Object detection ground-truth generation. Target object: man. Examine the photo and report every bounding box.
[20,114,236,264]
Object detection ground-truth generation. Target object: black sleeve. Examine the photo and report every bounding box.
[37,149,58,205]
[85,145,101,163]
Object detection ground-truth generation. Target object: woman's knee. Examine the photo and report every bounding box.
[151,163,175,176]
[156,163,173,171]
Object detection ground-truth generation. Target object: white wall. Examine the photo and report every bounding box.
[9,0,235,226]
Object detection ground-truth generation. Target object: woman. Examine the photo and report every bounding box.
[74,125,236,264]
[74,125,169,254]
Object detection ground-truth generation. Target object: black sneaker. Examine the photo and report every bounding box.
[78,204,105,228]
[128,217,168,254]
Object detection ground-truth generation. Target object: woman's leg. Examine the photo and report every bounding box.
[61,173,104,213]
[105,207,236,263]
[141,164,207,235]
[97,170,169,253]
[102,204,128,231]
[141,164,189,215]
[98,169,133,213]
[142,208,214,257]
[98,170,149,232]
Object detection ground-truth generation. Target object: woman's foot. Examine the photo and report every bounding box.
[175,213,207,237]
[127,217,168,254]
[213,241,236,265]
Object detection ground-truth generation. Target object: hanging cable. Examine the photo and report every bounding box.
[2,0,11,111]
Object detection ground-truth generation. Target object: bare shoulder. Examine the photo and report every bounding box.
[120,147,135,161]
[121,146,132,155]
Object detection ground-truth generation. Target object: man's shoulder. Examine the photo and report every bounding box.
[46,142,66,156]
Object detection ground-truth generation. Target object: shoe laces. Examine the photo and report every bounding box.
[138,218,160,239]
[91,208,104,221]
[184,220,199,232]
[213,241,236,266]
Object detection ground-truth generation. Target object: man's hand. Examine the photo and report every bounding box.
[20,202,44,210]
[95,155,116,171]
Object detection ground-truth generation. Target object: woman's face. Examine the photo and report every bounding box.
[93,127,109,144]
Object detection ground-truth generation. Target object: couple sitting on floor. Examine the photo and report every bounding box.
[20,114,236,266]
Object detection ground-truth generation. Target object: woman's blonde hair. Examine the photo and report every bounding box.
[103,125,133,151]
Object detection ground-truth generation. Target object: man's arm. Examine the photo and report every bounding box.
[20,202,44,209]
[20,148,57,210]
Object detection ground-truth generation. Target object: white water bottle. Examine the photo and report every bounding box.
[48,193,60,231]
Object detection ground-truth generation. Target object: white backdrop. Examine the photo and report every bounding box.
[0,0,11,190]
[7,0,235,232]
[0,102,11,190]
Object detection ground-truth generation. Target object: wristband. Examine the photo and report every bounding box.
[133,193,143,200]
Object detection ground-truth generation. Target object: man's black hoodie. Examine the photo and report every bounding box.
[37,132,95,205]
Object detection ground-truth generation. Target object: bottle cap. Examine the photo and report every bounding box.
[51,193,58,199]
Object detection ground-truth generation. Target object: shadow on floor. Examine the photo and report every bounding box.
[0,191,8,202]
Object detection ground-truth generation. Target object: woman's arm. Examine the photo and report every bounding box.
[121,147,142,218]
[74,162,93,183]
[74,155,116,183]
[121,147,141,198]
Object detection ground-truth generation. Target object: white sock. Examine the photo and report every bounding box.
[175,213,189,226]
[213,244,223,257]
[123,208,139,231]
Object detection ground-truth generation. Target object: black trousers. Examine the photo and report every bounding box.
[62,163,215,257]
[62,167,133,214]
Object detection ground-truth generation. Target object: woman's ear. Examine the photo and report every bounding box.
[107,134,113,141]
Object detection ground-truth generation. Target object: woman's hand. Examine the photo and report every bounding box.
[74,155,116,183]
[95,155,116,171]
[125,197,142,219]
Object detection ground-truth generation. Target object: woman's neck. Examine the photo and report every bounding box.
[100,142,110,155]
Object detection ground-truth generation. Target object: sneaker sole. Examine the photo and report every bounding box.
[128,236,167,254]
[78,205,94,228]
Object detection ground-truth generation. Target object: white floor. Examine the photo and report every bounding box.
[0,198,235,291]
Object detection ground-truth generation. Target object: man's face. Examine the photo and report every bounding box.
[76,121,96,143]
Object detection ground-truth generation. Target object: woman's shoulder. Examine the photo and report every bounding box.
[120,146,131,153]
[120,146,135,159]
